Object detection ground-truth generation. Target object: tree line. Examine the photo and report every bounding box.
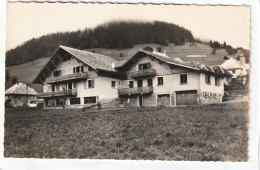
[6,21,195,66]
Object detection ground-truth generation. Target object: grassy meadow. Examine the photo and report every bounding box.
[4,102,248,161]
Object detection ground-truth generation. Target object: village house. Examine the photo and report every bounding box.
[33,45,232,108]
[221,52,250,84]
[5,82,37,107]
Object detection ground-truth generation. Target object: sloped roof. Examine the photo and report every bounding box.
[115,49,232,76]
[5,83,37,95]
[221,58,243,70]
[115,49,200,70]
[33,45,119,84]
[60,45,117,72]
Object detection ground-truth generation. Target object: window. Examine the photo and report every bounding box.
[88,80,94,88]
[56,99,64,106]
[215,76,220,86]
[53,70,61,77]
[180,74,187,84]
[111,81,116,88]
[158,77,164,86]
[138,62,150,70]
[73,66,84,73]
[232,70,235,74]
[70,98,80,105]
[129,81,134,88]
[137,80,143,87]
[205,74,211,84]
[147,78,153,86]
[158,94,170,98]
[84,97,97,104]
[51,85,55,92]
[68,83,73,90]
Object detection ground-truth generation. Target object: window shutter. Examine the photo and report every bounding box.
[81,66,84,72]
[91,80,94,88]
[84,81,87,89]
[147,62,151,69]
[73,67,75,73]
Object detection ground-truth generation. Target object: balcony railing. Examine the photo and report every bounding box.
[129,69,156,79]
[118,86,153,95]
[37,89,77,98]
[46,72,88,84]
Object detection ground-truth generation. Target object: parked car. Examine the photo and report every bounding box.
[27,101,37,108]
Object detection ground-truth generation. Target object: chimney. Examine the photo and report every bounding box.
[240,55,245,66]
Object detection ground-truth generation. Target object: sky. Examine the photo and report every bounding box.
[6,3,250,50]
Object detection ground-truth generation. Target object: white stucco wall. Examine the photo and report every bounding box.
[199,73,225,104]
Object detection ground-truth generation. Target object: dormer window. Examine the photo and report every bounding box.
[138,62,151,70]
[53,70,61,77]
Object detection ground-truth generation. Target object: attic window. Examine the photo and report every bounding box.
[138,62,150,70]
[53,70,61,77]
[73,66,84,73]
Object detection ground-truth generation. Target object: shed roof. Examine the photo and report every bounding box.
[5,83,37,96]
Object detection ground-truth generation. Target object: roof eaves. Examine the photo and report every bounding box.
[32,46,61,84]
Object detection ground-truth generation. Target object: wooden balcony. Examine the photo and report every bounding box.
[37,89,77,98]
[130,69,156,79]
[46,72,88,84]
[118,86,153,95]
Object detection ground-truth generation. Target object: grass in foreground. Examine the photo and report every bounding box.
[4,102,248,161]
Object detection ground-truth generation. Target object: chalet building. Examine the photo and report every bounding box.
[115,49,231,106]
[33,45,232,108]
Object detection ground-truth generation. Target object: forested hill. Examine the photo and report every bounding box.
[6,21,195,66]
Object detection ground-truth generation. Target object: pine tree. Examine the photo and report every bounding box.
[223,41,227,49]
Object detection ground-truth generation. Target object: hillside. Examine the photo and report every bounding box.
[5,43,237,93]
[6,21,194,66]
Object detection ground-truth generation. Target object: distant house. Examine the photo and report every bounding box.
[221,53,250,84]
[5,82,37,107]
[33,45,232,108]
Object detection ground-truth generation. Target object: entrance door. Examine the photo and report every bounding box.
[138,96,143,106]
[176,90,197,105]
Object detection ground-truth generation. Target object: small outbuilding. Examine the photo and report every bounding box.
[5,82,37,107]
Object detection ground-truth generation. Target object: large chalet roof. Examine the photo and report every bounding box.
[115,49,232,77]
[60,45,117,72]
[5,83,37,96]
[33,45,118,84]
